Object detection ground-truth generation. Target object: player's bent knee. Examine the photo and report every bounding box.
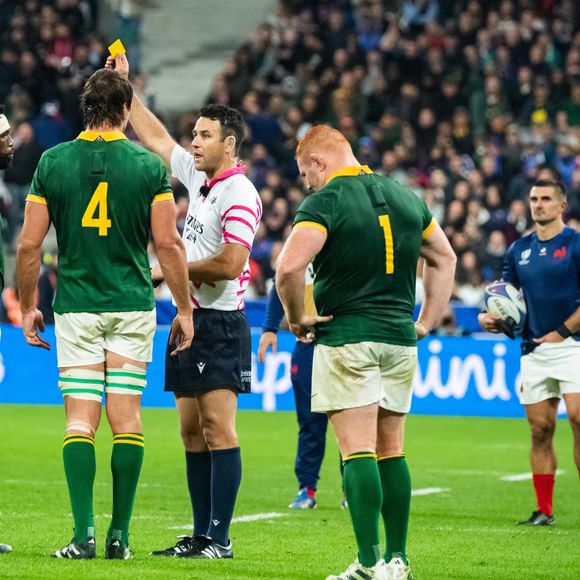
[105,364,147,398]
[59,368,105,403]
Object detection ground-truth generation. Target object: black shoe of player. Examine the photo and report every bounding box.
[150,535,203,557]
[517,511,555,526]
[105,538,133,560]
[178,537,234,559]
[52,537,96,559]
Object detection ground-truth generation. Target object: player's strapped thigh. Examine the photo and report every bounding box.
[59,368,105,402]
[105,365,147,396]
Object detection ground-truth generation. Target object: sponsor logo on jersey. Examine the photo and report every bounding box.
[553,246,567,258]
[519,249,531,265]
[240,369,251,383]
[539,247,547,256]
[185,214,205,243]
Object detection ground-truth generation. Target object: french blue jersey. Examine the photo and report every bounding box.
[502,226,580,354]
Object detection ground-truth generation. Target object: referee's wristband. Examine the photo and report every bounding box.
[556,323,573,339]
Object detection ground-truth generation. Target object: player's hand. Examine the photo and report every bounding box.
[258,331,277,363]
[288,313,333,343]
[151,264,164,288]
[21,309,50,350]
[169,312,194,355]
[415,320,429,340]
[105,53,129,78]
[533,331,564,344]
[478,311,504,334]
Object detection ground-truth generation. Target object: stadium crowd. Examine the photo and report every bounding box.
[1,0,580,320]
[203,0,580,307]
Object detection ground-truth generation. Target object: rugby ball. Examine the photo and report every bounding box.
[484,281,526,335]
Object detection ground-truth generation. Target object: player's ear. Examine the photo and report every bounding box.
[310,154,325,172]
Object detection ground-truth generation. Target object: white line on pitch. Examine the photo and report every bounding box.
[434,525,570,535]
[232,512,287,523]
[501,469,565,482]
[412,487,450,496]
[168,512,287,530]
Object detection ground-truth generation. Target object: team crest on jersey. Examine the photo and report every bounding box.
[553,246,567,258]
[519,249,531,265]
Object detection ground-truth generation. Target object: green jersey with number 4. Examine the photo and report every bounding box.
[294,166,434,347]
[27,130,173,314]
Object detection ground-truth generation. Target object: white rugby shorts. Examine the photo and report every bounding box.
[520,338,580,405]
[55,309,156,368]
[311,342,418,413]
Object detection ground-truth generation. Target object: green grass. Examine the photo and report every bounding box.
[0,406,579,579]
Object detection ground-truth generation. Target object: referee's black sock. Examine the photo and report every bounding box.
[185,450,212,537]
[207,447,242,546]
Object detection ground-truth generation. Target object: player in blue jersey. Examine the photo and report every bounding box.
[479,179,580,526]
[258,272,345,509]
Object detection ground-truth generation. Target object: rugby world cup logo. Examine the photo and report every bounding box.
[519,249,531,265]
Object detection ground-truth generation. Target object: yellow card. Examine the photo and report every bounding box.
[108,39,126,58]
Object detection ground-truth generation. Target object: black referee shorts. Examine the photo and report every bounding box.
[164,308,252,394]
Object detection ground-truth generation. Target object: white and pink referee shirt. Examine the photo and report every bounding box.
[170,145,262,311]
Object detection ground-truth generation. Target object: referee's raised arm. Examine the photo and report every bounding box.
[106,54,177,165]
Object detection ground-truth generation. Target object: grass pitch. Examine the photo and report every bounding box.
[0,405,579,579]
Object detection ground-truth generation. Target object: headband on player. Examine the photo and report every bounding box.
[0,114,9,134]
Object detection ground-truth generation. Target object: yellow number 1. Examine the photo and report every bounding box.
[82,182,111,236]
[378,214,394,274]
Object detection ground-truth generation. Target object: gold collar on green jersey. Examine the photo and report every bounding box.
[325,165,373,186]
[77,130,128,142]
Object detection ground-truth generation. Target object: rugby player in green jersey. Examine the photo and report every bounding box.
[15,69,193,560]
[277,125,456,580]
[0,104,14,555]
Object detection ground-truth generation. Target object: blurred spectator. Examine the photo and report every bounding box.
[432,306,468,336]
[483,230,508,281]
[32,101,72,150]
[107,0,150,72]
[3,121,42,244]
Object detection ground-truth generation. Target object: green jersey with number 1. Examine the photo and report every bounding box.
[27,130,173,314]
[293,166,435,347]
